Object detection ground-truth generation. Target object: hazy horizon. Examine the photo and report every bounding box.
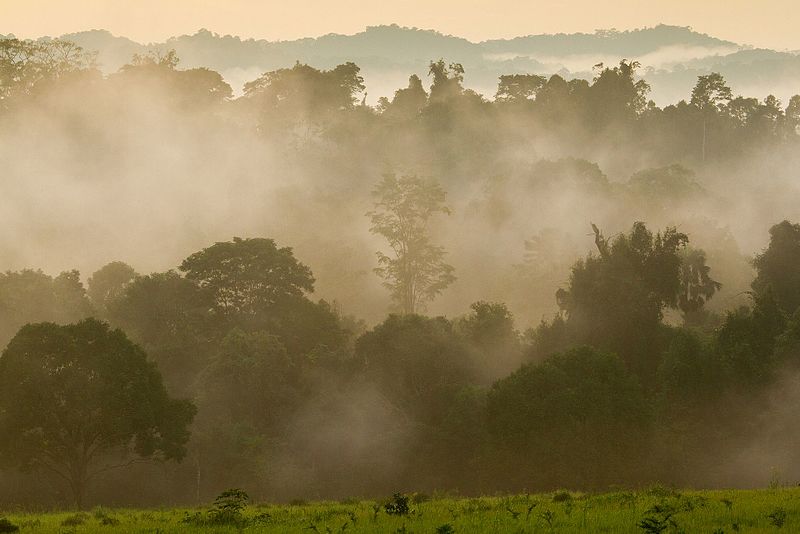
[2,0,799,50]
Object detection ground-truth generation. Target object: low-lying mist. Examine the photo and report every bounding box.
[1,37,800,507]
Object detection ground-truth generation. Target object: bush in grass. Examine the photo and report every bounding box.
[0,518,19,533]
[384,493,410,516]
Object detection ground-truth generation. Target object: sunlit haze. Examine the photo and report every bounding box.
[2,0,799,49]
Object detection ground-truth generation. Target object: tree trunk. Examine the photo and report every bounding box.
[70,461,89,510]
[701,116,707,162]
[73,476,86,510]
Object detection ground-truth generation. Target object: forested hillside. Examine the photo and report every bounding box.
[1,34,800,508]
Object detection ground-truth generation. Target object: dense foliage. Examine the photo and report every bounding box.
[1,37,800,508]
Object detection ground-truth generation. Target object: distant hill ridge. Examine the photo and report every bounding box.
[3,24,798,106]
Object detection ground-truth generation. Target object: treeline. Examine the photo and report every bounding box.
[2,37,800,508]
[1,38,798,171]
[2,220,800,507]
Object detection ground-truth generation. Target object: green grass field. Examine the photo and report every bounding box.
[2,487,799,533]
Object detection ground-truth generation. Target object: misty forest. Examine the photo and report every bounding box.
[2,26,800,517]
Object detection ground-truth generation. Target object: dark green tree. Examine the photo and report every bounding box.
[0,319,195,509]
[752,220,800,315]
[554,222,692,379]
[179,237,315,318]
[716,292,786,386]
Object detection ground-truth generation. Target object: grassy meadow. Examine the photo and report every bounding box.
[2,487,799,533]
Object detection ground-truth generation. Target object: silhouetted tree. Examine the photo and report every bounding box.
[752,220,800,315]
[380,74,428,117]
[555,222,691,380]
[0,319,195,508]
[495,74,546,103]
[179,237,315,319]
[690,73,732,160]
[428,59,464,102]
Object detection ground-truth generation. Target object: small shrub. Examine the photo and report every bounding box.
[436,524,455,534]
[768,507,787,528]
[638,503,677,534]
[384,493,410,516]
[208,488,249,525]
[0,518,19,533]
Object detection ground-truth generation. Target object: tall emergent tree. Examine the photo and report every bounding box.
[0,319,196,509]
[690,72,733,161]
[368,173,456,314]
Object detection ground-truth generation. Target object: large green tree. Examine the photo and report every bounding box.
[0,319,196,509]
[552,222,699,380]
[179,237,315,319]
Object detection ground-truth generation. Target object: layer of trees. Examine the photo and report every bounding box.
[1,219,800,507]
[1,37,800,507]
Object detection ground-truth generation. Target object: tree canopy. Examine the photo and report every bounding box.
[0,319,195,508]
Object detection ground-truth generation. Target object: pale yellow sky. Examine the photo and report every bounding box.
[2,0,799,50]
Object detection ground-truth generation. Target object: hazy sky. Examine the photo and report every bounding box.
[2,0,799,50]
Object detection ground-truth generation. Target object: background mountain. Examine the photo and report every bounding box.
[13,24,800,105]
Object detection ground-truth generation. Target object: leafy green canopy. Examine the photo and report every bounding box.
[179,237,315,317]
[0,319,195,508]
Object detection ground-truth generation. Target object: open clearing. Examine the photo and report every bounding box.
[2,487,799,533]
